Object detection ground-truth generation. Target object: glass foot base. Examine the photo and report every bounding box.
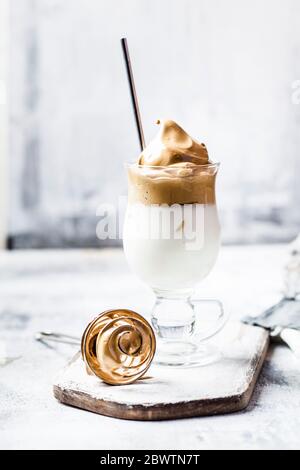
[154,340,221,367]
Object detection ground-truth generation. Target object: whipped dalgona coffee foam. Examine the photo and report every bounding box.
[128,119,218,205]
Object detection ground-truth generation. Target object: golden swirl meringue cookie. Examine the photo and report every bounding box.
[81,309,156,385]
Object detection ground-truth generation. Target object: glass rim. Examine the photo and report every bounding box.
[124,161,220,169]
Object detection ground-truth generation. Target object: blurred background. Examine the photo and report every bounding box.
[1,0,300,249]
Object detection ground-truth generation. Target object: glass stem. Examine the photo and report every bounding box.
[151,293,195,340]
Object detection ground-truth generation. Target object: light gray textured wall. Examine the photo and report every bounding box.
[0,0,8,248]
[9,0,300,247]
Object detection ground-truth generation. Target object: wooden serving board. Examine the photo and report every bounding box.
[53,322,269,421]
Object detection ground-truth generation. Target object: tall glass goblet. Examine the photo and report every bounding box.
[123,162,226,366]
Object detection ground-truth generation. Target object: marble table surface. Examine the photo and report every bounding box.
[0,245,299,450]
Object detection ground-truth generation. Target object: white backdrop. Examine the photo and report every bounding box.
[9,0,300,247]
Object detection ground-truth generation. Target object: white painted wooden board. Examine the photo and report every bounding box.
[54,322,269,420]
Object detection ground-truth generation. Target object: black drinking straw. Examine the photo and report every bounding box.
[121,37,146,151]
